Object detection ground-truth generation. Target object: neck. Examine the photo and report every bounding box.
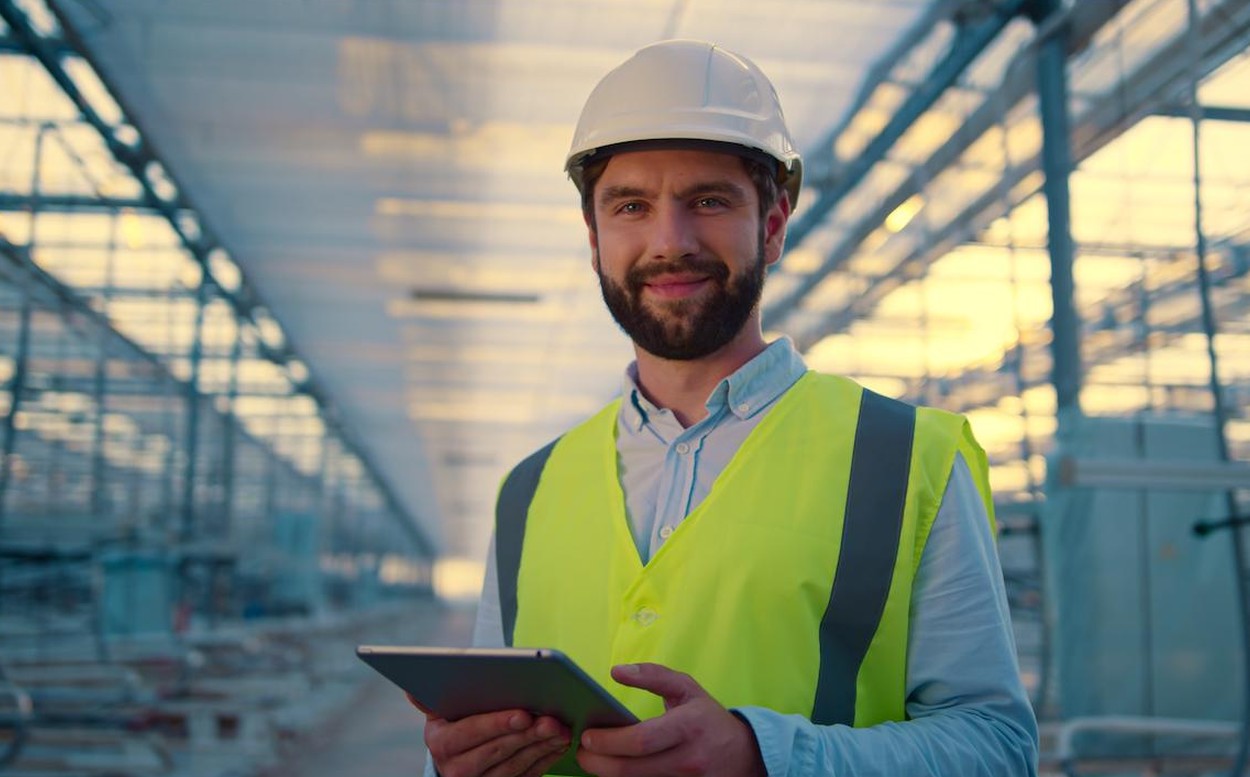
[633,325,768,428]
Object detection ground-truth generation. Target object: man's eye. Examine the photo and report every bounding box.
[695,197,727,209]
[618,202,645,214]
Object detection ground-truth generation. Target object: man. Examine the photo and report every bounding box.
[421,39,1039,777]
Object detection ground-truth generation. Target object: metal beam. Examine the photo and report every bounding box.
[180,280,207,541]
[0,31,71,55]
[802,0,971,183]
[791,157,1033,351]
[0,2,286,366]
[787,0,1250,353]
[765,0,1128,332]
[3,0,437,557]
[915,240,1250,415]
[1155,104,1250,123]
[764,0,1031,328]
[88,224,116,520]
[1058,457,1250,491]
[220,324,242,539]
[0,295,33,536]
[16,285,197,299]
[0,237,322,495]
[0,235,179,376]
[1031,0,1082,419]
[0,193,150,212]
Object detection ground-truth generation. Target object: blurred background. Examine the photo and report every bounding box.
[0,0,1249,774]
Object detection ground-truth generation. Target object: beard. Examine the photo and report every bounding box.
[597,239,766,361]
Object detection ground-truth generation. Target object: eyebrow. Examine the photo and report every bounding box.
[598,184,651,207]
[597,180,749,207]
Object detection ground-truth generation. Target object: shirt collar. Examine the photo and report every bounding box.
[621,363,651,433]
[709,337,808,420]
[618,338,808,433]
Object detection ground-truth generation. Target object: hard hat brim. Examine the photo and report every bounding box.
[567,138,802,208]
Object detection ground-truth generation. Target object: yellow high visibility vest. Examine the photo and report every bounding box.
[497,372,993,729]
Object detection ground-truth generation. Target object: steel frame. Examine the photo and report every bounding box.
[0,0,435,557]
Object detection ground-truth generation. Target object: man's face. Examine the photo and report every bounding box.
[588,149,788,361]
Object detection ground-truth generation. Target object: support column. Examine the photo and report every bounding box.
[220,319,241,538]
[1030,0,1084,428]
[0,291,32,535]
[0,125,44,535]
[90,213,118,519]
[179,278,207,541]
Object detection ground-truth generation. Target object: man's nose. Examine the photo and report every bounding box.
[648,204,699,261]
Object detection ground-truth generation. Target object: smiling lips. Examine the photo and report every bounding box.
[643,273,712,299]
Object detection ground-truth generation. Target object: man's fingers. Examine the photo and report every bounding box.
[580,715,684,758]
[523,747,569,777]
[425,709,532,759]
[481,734,571,777]
[428,713,568,777]
[610,662,705,707]
[579,705,750,777]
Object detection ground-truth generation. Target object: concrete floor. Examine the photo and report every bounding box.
[273,672,431,777]
[266,601,476,777]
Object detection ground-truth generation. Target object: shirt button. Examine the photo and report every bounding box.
[738,403,750,414]
[633,607,658,627]
[675,442,690,455]
[659,526,674,539]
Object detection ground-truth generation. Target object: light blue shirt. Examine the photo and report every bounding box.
[448,339,1038,777]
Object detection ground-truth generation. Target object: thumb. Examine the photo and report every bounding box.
[611,663,706,709]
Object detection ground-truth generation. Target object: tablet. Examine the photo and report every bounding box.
[356,645,638,776]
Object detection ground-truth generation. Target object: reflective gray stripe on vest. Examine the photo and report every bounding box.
[812,388,916,726]
[496,437,561,647]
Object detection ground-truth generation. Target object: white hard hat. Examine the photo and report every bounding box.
[566,39,803,207]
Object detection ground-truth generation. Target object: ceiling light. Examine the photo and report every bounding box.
[208,247,242,292]
[409,288,540,305]
[119,209,145,249]
[144,161,178,202]
[885,195,924,233]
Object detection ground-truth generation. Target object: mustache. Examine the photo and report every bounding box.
[626,258,731,289]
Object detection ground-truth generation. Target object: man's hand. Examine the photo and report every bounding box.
[576,663,766,777]
[410,695,570,777]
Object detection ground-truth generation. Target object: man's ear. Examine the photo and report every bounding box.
[763,192,792,269]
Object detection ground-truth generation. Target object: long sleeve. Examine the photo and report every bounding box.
[734,454,1039,776]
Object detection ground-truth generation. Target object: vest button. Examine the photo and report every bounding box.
[633,607,658,627]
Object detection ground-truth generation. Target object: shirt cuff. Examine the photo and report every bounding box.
[732,705,816,777]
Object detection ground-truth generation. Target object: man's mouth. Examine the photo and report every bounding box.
[641,273,712,300]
